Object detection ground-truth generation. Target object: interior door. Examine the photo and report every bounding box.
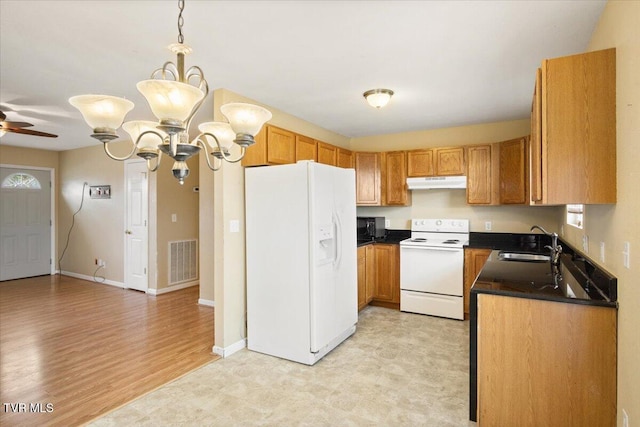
[0,167,52,281]
[124,161,148,292]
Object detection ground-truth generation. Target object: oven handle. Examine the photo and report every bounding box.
[400,245,462,252]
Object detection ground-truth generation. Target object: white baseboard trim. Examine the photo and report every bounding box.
[213,338,246,358]
[198,298,215,307]
[147,280,199,295]
[60,271,125,288]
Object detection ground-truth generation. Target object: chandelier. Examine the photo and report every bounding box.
[69,0,271,184]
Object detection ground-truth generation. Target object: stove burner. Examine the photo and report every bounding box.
[411,238,427,242]
[442,239,460,244]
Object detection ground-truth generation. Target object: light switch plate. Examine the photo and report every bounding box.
[230,219,240,233]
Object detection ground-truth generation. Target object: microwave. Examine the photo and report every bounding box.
[357,217,386,240]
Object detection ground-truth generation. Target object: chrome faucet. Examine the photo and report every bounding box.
[530,225,563,266]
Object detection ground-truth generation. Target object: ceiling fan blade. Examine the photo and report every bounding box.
[4,127,58,138]
[1,120,34,128]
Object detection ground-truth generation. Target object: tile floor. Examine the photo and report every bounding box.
[90,306,476,426]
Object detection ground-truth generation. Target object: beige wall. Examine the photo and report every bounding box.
[355,119,562,233]
[0,145,60,262]
[560,2,639,424]
[58,145,126,281]
[156,154,199,290]
[54,141,199,291]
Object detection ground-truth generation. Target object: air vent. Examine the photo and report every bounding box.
[169,239,198,285]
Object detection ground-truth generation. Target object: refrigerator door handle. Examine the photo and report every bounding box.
[333,212,342,269]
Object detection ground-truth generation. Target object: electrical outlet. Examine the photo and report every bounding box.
[385,219,391,228]
[623,409,629,427]
[485,221,492,231]
[101,260,106,268]
[582,235,589,253]
[599,242,605,263]
[171,213,177,222]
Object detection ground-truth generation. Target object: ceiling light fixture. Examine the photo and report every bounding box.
[69,0,271,185]
[363,88,394,109]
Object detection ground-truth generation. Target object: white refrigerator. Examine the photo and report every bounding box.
[245,160,357,365]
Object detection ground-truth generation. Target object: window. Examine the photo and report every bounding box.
[1,172,42,189]
[567,204,584,229]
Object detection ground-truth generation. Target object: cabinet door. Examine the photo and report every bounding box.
[365,244,375,304]
[357,246,367,311]
[296,134,317,161]
[383,151,411,206]
[407,149,434,177]
[317,141,337,166]
[435,147,465,176]
[337,148,353,169]
[530,68,543,203]
[463,248,491,317]
[266,126,295,164]
[541,48,616,204]
[373,244,399,305]
[354,152,381,206]
[500,137,528,204]
[241,127,268,167]
[466,144,498,205]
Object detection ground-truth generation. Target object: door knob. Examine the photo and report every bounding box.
[125,230,132,235]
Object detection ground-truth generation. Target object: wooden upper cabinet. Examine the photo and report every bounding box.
[336,148,353,169]
[434,147,465,176]
[241,126,267,167]
[466,144,499,205]
[500,137,529,204]
[534,48,616,205]
[407,149,434,177]
[530,68,543,203]
[295,134,317,162]
[241,125,295,167]
[354,152,381,206]
[266,126,295,164]
[316,141,337,166]
[382,151,411,206]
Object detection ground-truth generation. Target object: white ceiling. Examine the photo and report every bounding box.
[0,0,606,151]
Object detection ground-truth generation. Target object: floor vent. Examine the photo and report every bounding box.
[169,239,198,285]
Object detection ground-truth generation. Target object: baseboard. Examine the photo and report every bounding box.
[60,271,124,288]
[147,280,199,295]
[198,298,215,307]
[213,338,246,358]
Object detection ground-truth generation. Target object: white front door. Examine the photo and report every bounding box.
[0,167,52,281]
[124,161,148,292]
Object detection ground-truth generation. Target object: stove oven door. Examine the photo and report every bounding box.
[400,244,464,319]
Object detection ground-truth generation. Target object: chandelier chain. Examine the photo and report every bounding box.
[177,0,185,44]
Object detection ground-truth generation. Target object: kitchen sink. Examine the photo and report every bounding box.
[498,251,550,262]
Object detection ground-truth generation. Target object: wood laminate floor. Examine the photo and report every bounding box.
[0,274,217,427]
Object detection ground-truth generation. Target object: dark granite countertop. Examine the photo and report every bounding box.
[471,241,617,308]
[357,229,410,247]
[466,232,552,253]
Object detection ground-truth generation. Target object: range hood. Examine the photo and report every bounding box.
[406,176,467,190]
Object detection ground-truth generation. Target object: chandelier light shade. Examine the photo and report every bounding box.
[68,0,271,184]
[136,80,205,132]
[69,95,134,140]
[220,103,273,146]
[363,88,394,109]
[198,122,235,157]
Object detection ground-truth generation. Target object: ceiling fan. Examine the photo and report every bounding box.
[0,111,58,138]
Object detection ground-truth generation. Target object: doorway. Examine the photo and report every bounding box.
[124,160,149,292]
[0,166,54,281]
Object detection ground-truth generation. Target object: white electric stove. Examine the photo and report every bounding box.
[399,219,469,320]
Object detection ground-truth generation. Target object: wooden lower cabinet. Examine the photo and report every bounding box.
[477,294,617,426]
[371,244,400,309]
[357,245,375,311]
[463,248,491,317]
[357,243,399,311]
